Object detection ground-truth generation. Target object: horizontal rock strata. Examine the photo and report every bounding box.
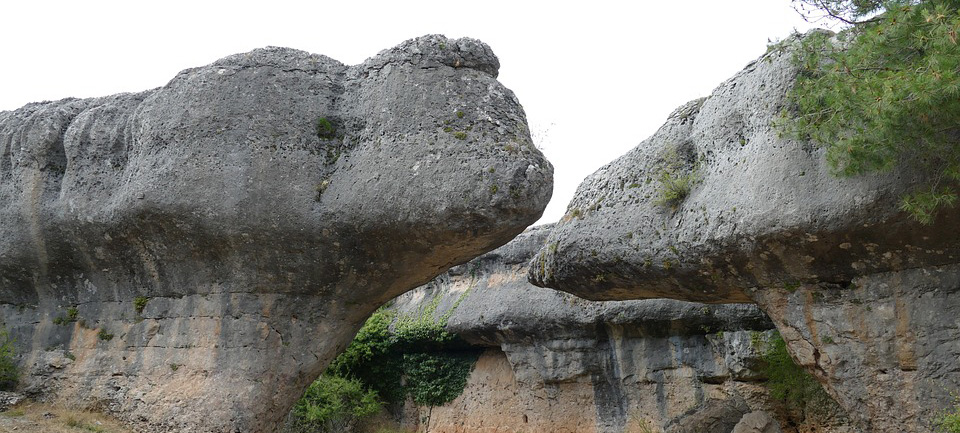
[392,226,852,433]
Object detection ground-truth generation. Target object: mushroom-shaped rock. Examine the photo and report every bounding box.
[529,33,960,432]
[529,34,958,304]
[0,35,552,432]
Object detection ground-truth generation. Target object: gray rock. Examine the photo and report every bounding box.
[529,31,958,304]
[0,35,552,432]
[748,266,960,433]
[527,31,959,432]
[732,411,782,433]
[665,397,749,433]
[0,391,24,412]
[391,225,783,433]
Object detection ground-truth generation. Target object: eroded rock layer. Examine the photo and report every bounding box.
[0,35,552,432]
[392,226,852,433]
[527,32,960,432]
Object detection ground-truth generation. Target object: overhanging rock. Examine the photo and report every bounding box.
[529,33,960,432]
[0,34,552,432]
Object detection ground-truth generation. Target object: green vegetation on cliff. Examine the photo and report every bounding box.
[0,326,17,391]
[289,376,380,433]
[760,332,844,427]
[289,295,479,432]
[782,0,960,223]
[936,392,960,432]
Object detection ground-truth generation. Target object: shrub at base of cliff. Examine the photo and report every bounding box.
[284,375,380,433]
[0,327,17,391]
[760,332,845,429]
[288,303,480,432]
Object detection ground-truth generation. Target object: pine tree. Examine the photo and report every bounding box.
[782,0,960,223]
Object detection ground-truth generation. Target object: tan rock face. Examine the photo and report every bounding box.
[0,35,552,432]
[422,349,598,433]
[747,264,960,433]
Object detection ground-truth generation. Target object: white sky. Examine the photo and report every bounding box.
[0,1,815,224]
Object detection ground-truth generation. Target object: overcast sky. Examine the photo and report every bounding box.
[1,1,816,224]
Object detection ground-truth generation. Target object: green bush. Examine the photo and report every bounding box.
[402,352,476,406]
[654,170,697,209]
[936,392,960,433]
[0,327,17,391]
[327,309,406,404]
[287,375,379,433]
[134,297,149,315]
[762,333,822,403]
[291,292,480,432]
[781,0,960,224]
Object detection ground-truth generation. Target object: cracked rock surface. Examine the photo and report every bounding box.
[0,34,552,432]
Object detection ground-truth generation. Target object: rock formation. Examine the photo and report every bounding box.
[528,33,960,433]
[0,35,552,432]
[390,225,852,433]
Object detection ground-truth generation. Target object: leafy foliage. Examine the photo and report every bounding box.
[935,391,960,432]
[762,333,824,403]
[316,117,336,140]
[290,290,480,431]
[134,296,149,315]
[655,170,697,209]
[781,0,960,223]
[402,352,477,406]
[326,309,406,404]
[0,327,17,391]
[288,375,380,433]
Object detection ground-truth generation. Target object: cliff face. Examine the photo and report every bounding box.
[391,226,852,433]
[0,35,552,432]
[527,33,960,432]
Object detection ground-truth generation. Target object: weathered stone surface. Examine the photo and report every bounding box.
[748,266,960,433]
[391,225,854,433]
[0,391,24,412]
[0,35,552,432]
[528,32,959,305]
[732,411,782,433]
[527,32,959,432]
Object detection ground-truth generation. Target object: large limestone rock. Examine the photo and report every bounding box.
[528,33,960,432]
[0,35,552,432]
[392,225,856,433]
